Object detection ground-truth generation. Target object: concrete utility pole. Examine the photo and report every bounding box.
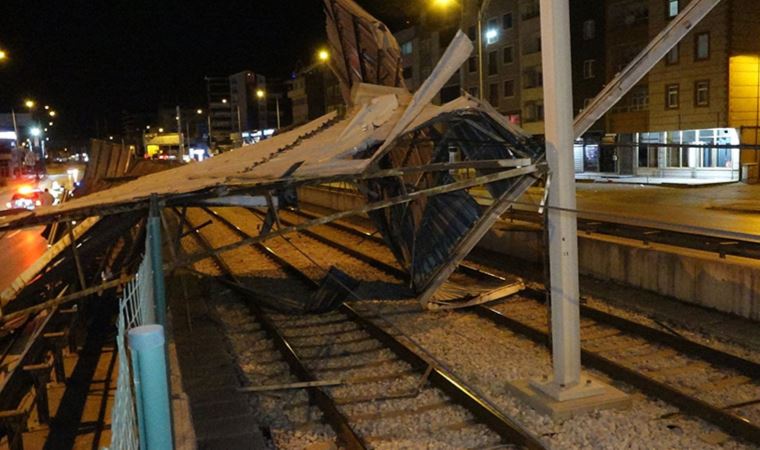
[176,105,185,158]
[506,1,630,417]
[538,0,583,392]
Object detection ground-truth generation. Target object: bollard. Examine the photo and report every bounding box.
[129,325,173,450]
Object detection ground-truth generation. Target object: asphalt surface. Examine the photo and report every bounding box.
[0,225,47,291]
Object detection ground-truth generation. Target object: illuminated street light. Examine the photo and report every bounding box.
[485,28,498,42]
[256,89,265,99]
[44,105,49,110]
[0,50,7,61]
[48,110,56,117]
[30,127,41,137]
[158,128,164,133]
[109,136,114,140]
[196,109,203,115]
[44,128,48,132]
[48,121,53,126]
[221,98,228,104]
[431,0,457,9]
[318,49,330,62]
[24,99,35,109]
[146,125,151,130]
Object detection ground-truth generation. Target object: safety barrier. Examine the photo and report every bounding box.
[107,198,172,450]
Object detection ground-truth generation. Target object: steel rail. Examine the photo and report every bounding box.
[206,207,546,449]
[300,185,760,260]
[287,207,760,446]
[175,209,367,450]
[199,207,319,289]
[250,208,408,280]
[474,306,760,446]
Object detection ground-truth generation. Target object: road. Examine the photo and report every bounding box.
[0,226,47,291]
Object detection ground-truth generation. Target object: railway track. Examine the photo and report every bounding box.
[179,207,546,449]
[276,206,760,446]
[303,184,760,261]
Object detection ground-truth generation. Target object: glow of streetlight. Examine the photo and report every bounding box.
[196,109,203,115]
[431,0,457,9]
[146,125,151,130]
[30,127,41,137]
[0,50,7,61]
[256,89,265,99]
[221,98,228,104]
[44,105,49,110]
[24,100,35,109]
[158,128,164,133]
[49,110,56,117]
[318,49,330,62]
[48,121,53,126]
[109,136,114,140]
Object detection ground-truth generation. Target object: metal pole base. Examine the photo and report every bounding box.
[507,373,630,421]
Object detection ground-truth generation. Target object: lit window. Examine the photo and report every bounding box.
[582,20,595,40]
[401,41,413,55]
[695,80,709,106]
[503,12,513,30]
[486,24,499,45]
[503,46,514,64]
[583,60,595,79]
[666,84,679,109]
[504,80,515,98]
[695,32,710,60]
[665,44,679,65]
[667,0,679,18]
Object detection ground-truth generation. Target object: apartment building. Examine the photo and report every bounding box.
[584,0,760,182]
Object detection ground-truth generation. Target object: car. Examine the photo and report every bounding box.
[6,189,42,210]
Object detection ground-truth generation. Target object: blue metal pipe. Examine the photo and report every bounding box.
[129,324,173,450]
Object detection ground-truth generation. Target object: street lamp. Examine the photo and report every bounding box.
[432,0,493,101]
[24,99,35,109]
[0,50,7,61]
[255,89,281,129]
[30,127,41,137]
[196,109,203,115]
[318,49,330,63]
[49,110,56,117]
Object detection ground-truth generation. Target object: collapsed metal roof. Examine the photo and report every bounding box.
[1,0,547,312]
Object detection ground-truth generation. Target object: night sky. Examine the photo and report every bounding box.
[0,0,417,139]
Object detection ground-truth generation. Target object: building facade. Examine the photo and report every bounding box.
[205,76,233,152]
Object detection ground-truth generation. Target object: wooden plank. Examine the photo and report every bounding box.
[1,275,133,323]
[238,380,344,392]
